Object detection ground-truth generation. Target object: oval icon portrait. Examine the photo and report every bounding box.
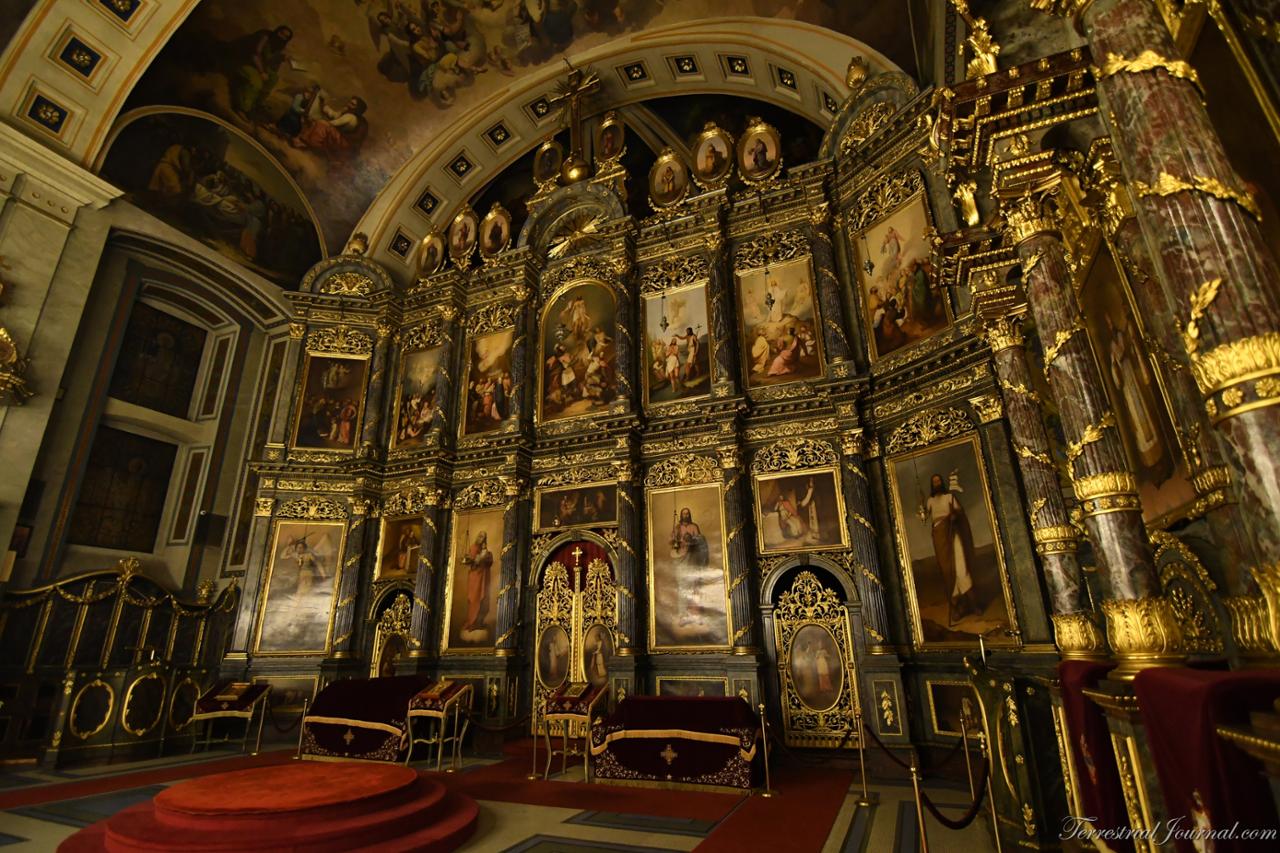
[789,623,843,711]
[582,624,613,688]
[537,624,570,689]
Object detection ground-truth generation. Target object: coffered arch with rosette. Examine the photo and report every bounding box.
[356,18,904,276]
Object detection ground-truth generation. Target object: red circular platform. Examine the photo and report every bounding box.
[60,761,478,852]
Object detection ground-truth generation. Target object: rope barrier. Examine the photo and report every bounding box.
[919,756,989,830]
[266,702,303,734]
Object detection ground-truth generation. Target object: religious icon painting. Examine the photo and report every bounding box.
[648,147,690,208]
[292,354,369,451]
[646,482,732,651]
[536,624,570,689]
[885,433,1017,649]
[737,117,782,184]
[376,515,422,581]
[852,191,950,361]
[752,467,848,554]
[442,507,504,654]
[582,624,613,688]
[927,681,982,739]
[735,255,825,389]
[788,624,844,712]
[656,677,728,697]
[594,111,625,167]
[417,230,446,278]
[642,280,712,408]
[692,122,734,189]
[255,520,346,655]
[538,281,619,423]
[448,205,479,264]
[534,482,618,531]
[461,327,515,437]
[533,138,564,186]
[391,345,444,450]
[480,203,512,260]
[1079,248,1194,525]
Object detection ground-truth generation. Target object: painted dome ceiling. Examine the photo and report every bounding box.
[2,1,920,283]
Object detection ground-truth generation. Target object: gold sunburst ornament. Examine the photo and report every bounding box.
[546,212,604,259]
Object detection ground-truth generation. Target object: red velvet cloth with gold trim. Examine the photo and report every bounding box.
[1058,661,1132,852]
[1134,667,1280,853]
[193,681,270,720]
[589,696,760,789]
[545,682,608,718]
[301,674,434,762]
[408,680,470,715]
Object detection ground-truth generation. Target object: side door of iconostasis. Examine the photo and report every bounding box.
[531,540,619,734]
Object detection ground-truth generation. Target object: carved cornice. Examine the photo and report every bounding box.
[749,437,839,473]
[884,407,975,454]
[276,495,349,519]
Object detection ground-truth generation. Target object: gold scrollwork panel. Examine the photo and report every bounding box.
[69,679,115,740]
[121,672,166,737]
[773,571,859,749]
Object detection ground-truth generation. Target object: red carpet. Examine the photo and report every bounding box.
[694,766,854,852]
[0,750,295,811]
[58,763,477,852]
[435,755,746,822]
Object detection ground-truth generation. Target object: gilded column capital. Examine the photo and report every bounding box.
[1073,471,1141,518]
[288,321,307,339]
[1051,612,1107,660]
[983,314,1024,353]
[1100,595,1186,679]
[1033,524,1079,555]
[1002,192,1059,246]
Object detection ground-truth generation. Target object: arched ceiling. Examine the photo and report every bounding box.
[0,1,921,282]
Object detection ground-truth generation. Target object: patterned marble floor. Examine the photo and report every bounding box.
[0,751,994,852]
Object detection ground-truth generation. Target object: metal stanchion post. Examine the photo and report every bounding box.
[854,708,872,806]
[980,731,1003,853]
[253,697,267,756]
[528,710,539,780]
[910,754,929,853]
[758,703,773,798]
[959,712,976,800]
[294,698,309,760]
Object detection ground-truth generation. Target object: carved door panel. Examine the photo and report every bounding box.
[773,570,860,748]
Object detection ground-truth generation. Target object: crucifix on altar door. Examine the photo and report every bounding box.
[547,62,601,183]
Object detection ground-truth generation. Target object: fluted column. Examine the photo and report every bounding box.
[359,319,394,453]
[810,203,854,367]
[612,459,641,653]
[329,500,371,658]
[1097,168,1260,582]
[837,431,891,644]
[1077,0,1280,558]
[982,315,1103,656]
[494,476,526,655]
[719,444,759,653]
[1005,193,1179,677]
[408,491,444,658]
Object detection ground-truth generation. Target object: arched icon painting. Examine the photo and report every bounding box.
[537,624,570,689]
[789,623,843,711]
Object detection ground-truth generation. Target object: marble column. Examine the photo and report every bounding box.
[612,281,636,408]
[707,237,738,393]
[1005,194,1178,676]
[329,500,372,659]
[494,477,526,655]
[1080,0,1280,559]
[612,460,641,653]
[430,306,460,445]
[409,492,444,658]
[982,314,1103,655]
[810,204,854,366]
[1098,170,1260,582]
[719,444,759,653]
[359,319,394,454]
[837,432,891,644]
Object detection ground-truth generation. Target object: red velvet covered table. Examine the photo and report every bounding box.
[589,695,761,790]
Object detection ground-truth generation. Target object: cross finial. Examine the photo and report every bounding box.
[571,546,584,567]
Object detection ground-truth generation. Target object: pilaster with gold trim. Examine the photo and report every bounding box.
[612,457,641,653]
[409,489,445,658]
[837,431,891,645]
[719,443,760,654]
[329,497,372,659]
[495,475,529,656]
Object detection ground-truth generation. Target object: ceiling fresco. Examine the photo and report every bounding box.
[120,0,917,255]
